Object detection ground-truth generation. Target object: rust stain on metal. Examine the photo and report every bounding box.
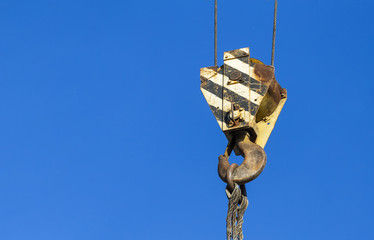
[253,64,274,83]
[229,70,242,81]
[218,131,267,185]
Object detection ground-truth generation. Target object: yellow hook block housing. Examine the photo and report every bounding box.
[200,47,287,149]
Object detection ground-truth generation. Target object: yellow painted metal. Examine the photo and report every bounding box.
[255,90,287,148]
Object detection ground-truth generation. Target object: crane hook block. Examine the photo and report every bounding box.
[200,47,287,150]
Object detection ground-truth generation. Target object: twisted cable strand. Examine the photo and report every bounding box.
[225,184,240,240]
[225,184,249,240]
[237,195,248,240]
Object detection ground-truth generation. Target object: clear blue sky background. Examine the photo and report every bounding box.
[0,0,373,239]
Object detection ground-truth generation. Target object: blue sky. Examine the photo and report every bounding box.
[0,0,373,239]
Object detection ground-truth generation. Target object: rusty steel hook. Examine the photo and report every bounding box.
[226,163,238,192]
[218,131,267,187]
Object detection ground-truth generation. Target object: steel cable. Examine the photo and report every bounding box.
[237,195,248,240]
[225,184,248,240]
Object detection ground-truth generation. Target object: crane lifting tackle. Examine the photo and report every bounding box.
[201,47,287,187]
[200,48,287,240]
[201,2,286,239]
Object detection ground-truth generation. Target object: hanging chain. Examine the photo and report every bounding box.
[225,184,249,240]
